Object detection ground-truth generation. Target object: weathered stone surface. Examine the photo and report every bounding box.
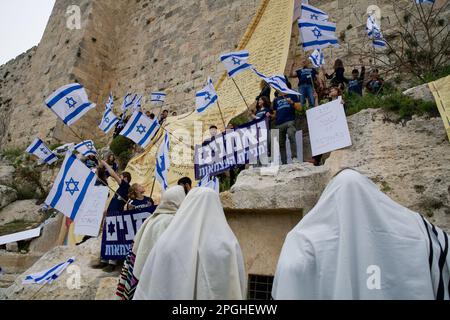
[0,251,42,274]
[403,83,435,102]
[5,242,19,253]
[0,200,43,226]
[2,238,115,300]
[0,185,17,210]
[28,214,64,254]
[94,277,118,300]
[0,165,15,185]
[222,109,450,232]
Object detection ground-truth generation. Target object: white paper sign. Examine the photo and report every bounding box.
[0,226,42,245]
[306,97,352,156]
[74,186,109,237]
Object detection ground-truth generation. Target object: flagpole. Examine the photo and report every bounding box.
[67,126,85,142]
[231,78,251,112]
[149,174,157,200]
[215,99,227,130]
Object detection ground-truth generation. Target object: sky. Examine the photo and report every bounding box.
[0,0,56,65]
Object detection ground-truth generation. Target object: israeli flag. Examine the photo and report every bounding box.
[155,132,170,190]
[301,3,329,21]
[298,18,339,51]
[105,93,114,111]
[219,50,252,78]
[119,111,160,148]
[367,15,387,49]
[23,257,75,285]
[196,77,218,113]
[198,175,220,194]
[45,152,96,220]
[150,92,166,105]
[252,68,301,96]
[121,93,137,112]
[133,95,143,112]
[99,108,119,134]
[74,140,97,157]
[309,48,325,68]
[416,0,434,4]
[26,138,58,165]
[45,83,96,126]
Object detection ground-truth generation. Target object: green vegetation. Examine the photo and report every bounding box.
[1,148,22,162]
[420,64,450,84]
[109,135,135,169]
[0,219,39,237]
[344,85,439,120]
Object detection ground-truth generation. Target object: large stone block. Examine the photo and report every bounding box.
[0,185,17,210]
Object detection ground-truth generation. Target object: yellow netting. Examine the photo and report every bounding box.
[429,75,450,142]
[125,0,295,201]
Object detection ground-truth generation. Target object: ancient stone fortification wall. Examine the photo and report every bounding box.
[0,0,260,149]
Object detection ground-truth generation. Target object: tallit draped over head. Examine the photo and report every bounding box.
[132,185,186,280]
[272,169,450,300]
[134,187,247,300]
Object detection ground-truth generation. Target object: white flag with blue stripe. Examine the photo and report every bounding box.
[150,92,166,105]
[45,83,96,126]
[309,48,325,68]
[105,93,114,111]
[133,95,143,113]
[74,140,97,157]
[196,77,218,113]
[416,0,434,4]
[367,15,387,50]
[121,93,137,112]
[99,108,119,133]
[298,18,339,51]
[219,50,252,78]
[45,152,96,220]
[198,175,220,194]
[23,257,75,285]
[252,68,301,96]
[119,111,160,148]
[26,138,58,165]
[301,3,329,21]
[155,132,170,190]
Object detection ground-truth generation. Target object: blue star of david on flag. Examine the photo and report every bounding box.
[220,50,252,78]
[231,57,241,65]
[298,18,338,51]
[40,147,48,155]
[310,14,319,20]
[65,177,80,196]
[312,27,322,39]
[65,97,77,109]
[204,92,212,101]
[136,124,146,134]
[107,221,116,236]
[26,138,58,165]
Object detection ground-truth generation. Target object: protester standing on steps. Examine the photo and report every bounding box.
[290,58,317,110]
[91,160,132,273]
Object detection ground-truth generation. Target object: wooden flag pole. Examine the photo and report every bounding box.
[215,99,227,130]
[231,78,251,112]
[149,174,157,200]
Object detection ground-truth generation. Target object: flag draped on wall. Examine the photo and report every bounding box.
[26,138,58,165]
[45,153,96,220]
[155,132,170,191]
[74,140,97,157]
[99,108,119,133]
[219,50,252,78]
[195,77,218,113]
[119,111,160,148]
[298,18,339,51]
[44,83,96,126]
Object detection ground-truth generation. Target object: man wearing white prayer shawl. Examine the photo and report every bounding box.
[116,185,186,300]
[134,187,247,300]
[272,169,450,300]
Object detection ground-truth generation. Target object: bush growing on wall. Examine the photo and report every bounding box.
[109,136,135,169]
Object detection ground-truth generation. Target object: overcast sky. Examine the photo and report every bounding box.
[0,0,55,65]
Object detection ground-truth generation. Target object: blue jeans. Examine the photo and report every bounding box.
[299,84,315,108]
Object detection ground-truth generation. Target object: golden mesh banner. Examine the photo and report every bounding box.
[125,0,294,201]
[429,75,450,142]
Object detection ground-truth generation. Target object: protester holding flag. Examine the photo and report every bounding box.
[290,58,318,109]
[325,59,348,89]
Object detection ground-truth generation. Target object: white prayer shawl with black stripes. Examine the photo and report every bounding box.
[272,169,450,300]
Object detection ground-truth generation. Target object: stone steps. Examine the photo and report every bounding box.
[0,273,18,288]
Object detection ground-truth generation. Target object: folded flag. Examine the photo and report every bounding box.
[309,48,325,68]
[196,77,218,113]
[99,108,119,133]
[219,50,252,78]
[119,111,160,148]
[300,3,329,21]
[121,93,137,112]
[45,152,96,220]
[26,138,58,165]
[155,132,170,190]
[252,68,301,96]
[74,140,97,157]
[298,18,339,51]
[23,257,75,285]
[366,15,387,49]
[198,175,220,194]
[105,92,114,111]
[150,92,166,105]
[45,83,96,126]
